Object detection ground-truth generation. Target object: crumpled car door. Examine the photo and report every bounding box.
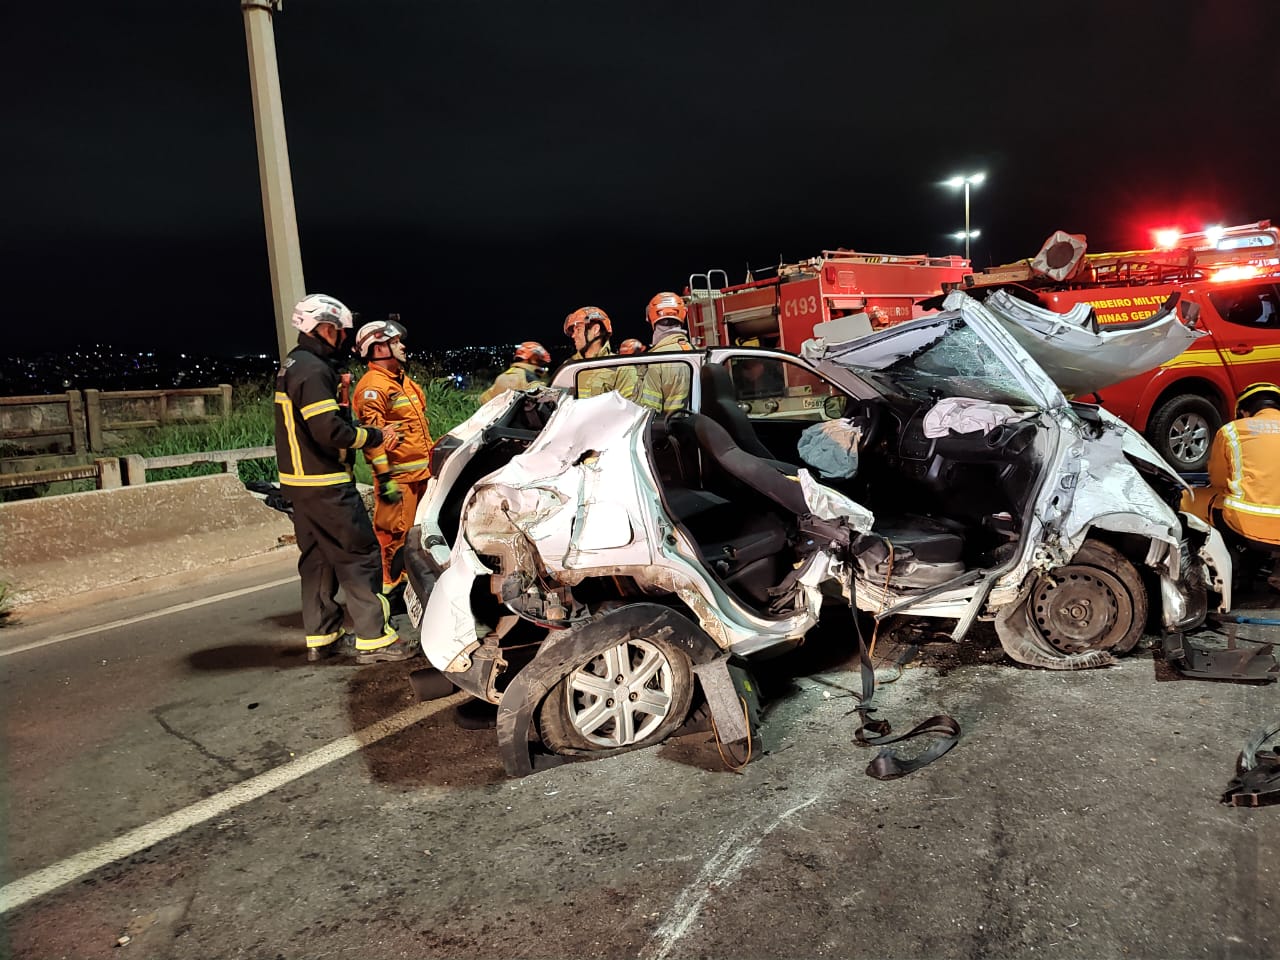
[980,287,1207,396]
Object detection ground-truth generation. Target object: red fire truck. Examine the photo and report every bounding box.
[959,220,1280,472]
[684,249,971,352]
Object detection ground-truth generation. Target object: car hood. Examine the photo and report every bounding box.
[978,288,1207,396]
[809,291,1068,411]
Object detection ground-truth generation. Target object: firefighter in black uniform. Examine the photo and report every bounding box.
[274,294,417,663]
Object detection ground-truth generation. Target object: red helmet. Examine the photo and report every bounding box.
[514,340,551,366]
[646,291,687,326]
[618,338,646,355]
[564,306,612,336]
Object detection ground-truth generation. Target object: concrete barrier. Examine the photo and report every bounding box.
[0,473,294,609]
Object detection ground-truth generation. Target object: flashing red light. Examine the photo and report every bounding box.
[1210,265,1261,283]
[1153,228,1181,249]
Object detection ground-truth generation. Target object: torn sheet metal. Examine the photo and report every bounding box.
[419,536,490,673]
[981,288,1207,396]
[1060,426,1181,547]
[464,393,657,571]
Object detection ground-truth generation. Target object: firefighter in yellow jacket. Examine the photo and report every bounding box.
[353,318,434,606]
[274,295,415,663]
[564,306,638,400]
[636,291,695,413]
[480,341,551,403]
[1202,383,1280,587]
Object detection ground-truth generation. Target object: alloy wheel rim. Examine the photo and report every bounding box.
[1168,412,1210,464]
[565,638,674,747]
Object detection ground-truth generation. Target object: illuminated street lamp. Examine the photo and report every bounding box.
[945,172,986,260]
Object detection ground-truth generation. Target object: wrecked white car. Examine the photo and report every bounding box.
[403,291,1230,775]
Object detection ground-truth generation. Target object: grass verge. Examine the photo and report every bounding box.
[112,374,482,486]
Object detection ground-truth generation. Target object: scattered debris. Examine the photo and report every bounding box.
[1162,630,1278,683]
[1222,720,1280,807]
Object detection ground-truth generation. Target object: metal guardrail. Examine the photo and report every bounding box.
[0,446,276,493]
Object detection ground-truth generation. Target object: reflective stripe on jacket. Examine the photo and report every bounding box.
[274,335,384,488]
[353,363,434,483]
[1208,407,1280,544]
[480,362,547,404]
[636,331,694,413]
[570,344,639,401]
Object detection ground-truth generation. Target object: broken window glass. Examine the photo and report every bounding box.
[833,318,1039,407]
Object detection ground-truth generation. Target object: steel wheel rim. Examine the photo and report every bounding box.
[565,638,674,747]
[1168,411,1210,465]
[1032,566,1134,654]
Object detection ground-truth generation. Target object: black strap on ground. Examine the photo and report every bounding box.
[848,590,961,780]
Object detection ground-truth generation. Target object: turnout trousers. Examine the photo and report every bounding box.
[286,483,397,651]
[372,477,430,592]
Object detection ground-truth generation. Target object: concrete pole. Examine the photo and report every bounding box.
[242,0,304,362]
[963,181,971,261]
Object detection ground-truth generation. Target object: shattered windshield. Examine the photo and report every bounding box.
[824,315,1041,407]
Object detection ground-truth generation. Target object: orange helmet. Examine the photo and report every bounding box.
[618,338,646,355]
[564,306,612,336]
[646,291,687,326]
[514,340,551,366]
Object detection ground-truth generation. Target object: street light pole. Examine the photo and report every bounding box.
[945,172,985,262]
[242,0,305,363]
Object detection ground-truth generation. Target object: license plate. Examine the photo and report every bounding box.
[405,582,424,627]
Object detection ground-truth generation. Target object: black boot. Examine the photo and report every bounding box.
[306,632,355,663]
[355,635,419,664]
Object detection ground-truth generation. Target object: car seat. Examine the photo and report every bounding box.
[700,363,790,465]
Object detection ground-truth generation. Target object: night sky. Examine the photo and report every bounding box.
[5,1,1279,356]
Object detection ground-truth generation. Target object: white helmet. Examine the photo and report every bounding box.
[291,294,353,334]
[355,318,407,358]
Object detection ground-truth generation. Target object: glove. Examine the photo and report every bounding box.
[376,473,403,505]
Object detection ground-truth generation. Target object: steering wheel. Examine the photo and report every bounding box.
[851,400,885,452]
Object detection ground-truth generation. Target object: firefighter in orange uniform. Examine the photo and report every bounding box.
[353,318,434,607]
[481,341,551,403]
[636,291,695,413]
[1201,382,1280,589]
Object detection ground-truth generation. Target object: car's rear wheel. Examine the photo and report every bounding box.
[539,634,694,753]
[1146,394,1221,473]
[1029,541,1148,655]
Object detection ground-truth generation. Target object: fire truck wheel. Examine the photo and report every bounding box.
[1146,394,1221,473]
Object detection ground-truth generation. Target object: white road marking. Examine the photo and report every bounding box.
[0,576,299,658]
[642,791,827,960]
[0,693,462,914]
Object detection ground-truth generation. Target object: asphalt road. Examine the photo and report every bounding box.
[1,555,1277,960]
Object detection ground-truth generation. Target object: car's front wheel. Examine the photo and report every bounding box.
[538,634,694,753]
